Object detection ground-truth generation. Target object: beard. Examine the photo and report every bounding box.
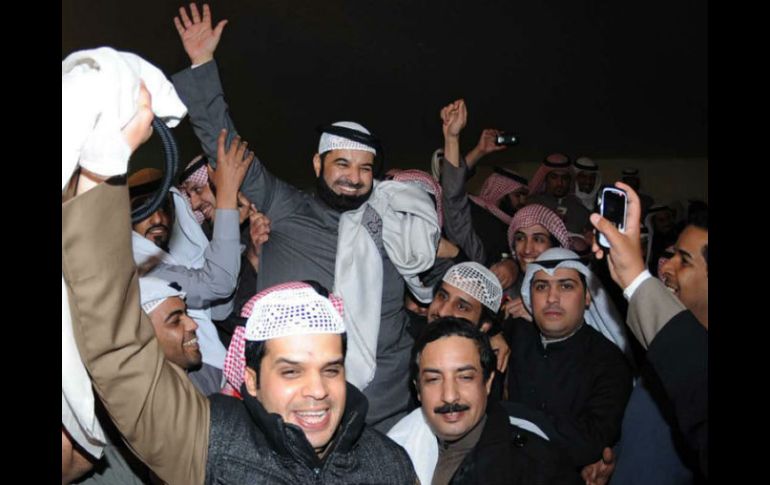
[315,175,372,212]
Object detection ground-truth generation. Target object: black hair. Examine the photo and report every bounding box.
[686,204,708,267]
[410,317,496,386]
[243,280,347,388]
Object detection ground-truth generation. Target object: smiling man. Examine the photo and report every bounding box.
[171,3,440,431]
[129,168,173,251]
[388,318,574,485]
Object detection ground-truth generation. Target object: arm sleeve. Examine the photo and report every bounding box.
[172,60,299,218]
[149,208,240,309]
[646,310,708,477]
[627,276,687,348]
[440,156,489,265]
[62,180,209,485]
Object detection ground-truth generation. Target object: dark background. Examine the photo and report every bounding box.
[63,0,707,188]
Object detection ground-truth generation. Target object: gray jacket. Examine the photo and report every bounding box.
[172,60,416,431]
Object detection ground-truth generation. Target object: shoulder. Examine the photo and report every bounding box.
[353,427,417,478]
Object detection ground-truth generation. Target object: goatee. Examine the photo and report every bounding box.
[315,176,371,212]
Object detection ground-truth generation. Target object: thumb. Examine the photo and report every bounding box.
[213,19,228,39]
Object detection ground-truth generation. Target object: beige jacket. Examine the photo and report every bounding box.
[62,178,209,485]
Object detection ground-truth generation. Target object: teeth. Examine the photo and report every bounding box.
[183,338,198,347]
[296,410,327,424]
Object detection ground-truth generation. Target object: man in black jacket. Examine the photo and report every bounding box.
[505,248,633,479]
[389,318,576,485]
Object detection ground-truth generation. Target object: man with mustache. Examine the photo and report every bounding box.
[171,3,440,431]
[504,248,632,481]
[129,168,174,251]
[388,318,575,485]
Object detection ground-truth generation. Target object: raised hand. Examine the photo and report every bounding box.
[590,181,645,290]
[502,297,533,322]
[173,3,228,65]
[212,129,254,209]
[440,99,467,139]
[489,259,518,290]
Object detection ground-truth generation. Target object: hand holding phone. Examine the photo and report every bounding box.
[596,187,628,249]
[494,133,518,146]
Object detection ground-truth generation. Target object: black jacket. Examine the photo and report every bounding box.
[205,383,417,484]
[450,399,579,485]
[505,319,632,469]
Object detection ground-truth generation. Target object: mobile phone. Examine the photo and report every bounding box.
[495,133,518,146]
[596,187,627,249]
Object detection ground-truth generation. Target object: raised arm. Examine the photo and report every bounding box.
[171,3,298,217]
[63,85,209,485]
[438,99,489,266]
[464,128,508,168]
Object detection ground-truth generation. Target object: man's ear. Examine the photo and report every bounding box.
[480,321,492,333]
[244,367,259,397]
[313,153,322,177]
[584,289,592,308]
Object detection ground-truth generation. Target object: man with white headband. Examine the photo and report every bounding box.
[76,276,221,484]
[527,153,592,234]
[573,156,602,211]
[504,247,632,480]
[171,3,440,431]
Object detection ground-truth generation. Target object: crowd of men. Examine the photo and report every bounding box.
[62,3,708,485]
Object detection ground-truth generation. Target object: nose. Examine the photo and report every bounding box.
[436,300,453,318]
[303,371,329,401]
[148,210,164,225]
[546,284,560,303]
[182,314,198,332]
[441,378,459,404]
[524,237,534,255]
[189,191,202,210]
[660,255,677,278]
[347,167,362,186]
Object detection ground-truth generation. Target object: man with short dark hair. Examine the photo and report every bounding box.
[389,318,575,485]
[594,187,708,484]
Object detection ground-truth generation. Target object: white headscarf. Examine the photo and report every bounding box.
[521,248,633,359]
[132,187,228,370]
[573,156,602,210]
[62,47,186,458]
[335,180,440,389]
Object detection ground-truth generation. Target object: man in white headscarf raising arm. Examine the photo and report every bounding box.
[170,3,439,432]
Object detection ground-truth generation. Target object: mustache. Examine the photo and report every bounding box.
[145,224,169,235]
[543,305,564,313]
[434,402,470,414]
